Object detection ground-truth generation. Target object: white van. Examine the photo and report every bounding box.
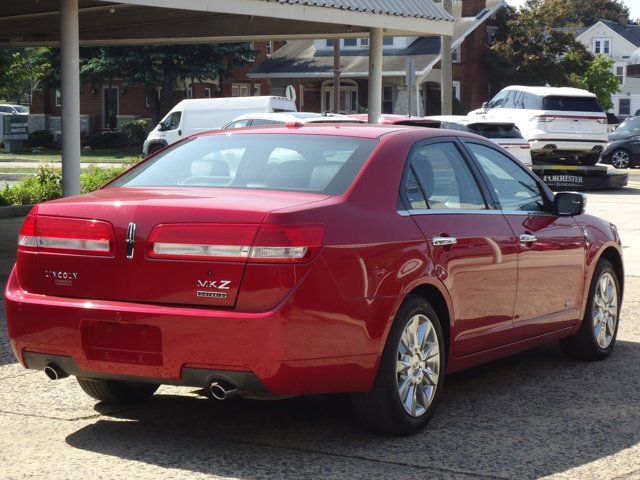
[142,96,297,156]
[469,86,607,165]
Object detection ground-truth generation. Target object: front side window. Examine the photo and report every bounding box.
[467,143,544,212]
[487,90,510,109]
[408,142,486,210]
[109,134,377,195]
[160,111,181,131]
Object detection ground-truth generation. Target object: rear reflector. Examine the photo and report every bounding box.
[18,212,115,256]
[148,223,324,263]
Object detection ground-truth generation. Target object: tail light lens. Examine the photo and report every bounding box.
[530,115,556,123]
[148,223,324,263]
[18,211,115,256]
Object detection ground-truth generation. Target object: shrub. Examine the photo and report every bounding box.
[80,165,128,193]
[85,131,129,149]
[24,130,55,149]
[121,119,149,145]
[0,164,62,205]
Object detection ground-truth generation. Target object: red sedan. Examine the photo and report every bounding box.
[5,125,623,435]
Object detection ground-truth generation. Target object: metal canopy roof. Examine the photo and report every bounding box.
[0,0,454,47]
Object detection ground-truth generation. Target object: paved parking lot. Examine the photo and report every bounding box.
[1,178,640,479]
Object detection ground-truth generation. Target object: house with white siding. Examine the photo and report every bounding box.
[576,15,640,117]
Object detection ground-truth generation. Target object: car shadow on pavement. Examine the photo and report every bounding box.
[65,340,640,480]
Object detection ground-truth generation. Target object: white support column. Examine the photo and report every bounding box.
[60,0,81,197]
[367,27,383,124]
[440,0,453,115]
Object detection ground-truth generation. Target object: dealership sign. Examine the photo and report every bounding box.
[1,115,29,141]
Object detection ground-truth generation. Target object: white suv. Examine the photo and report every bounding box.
[469,86,607,166]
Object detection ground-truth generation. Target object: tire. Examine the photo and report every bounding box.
[560,259,621,361]
[351,295,445,435]
[610,149,631,169]
[77,377,159,404]
[580,154,601,166]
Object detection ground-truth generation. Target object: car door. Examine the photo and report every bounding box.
[463,141,586,341]
[401,138,519,357]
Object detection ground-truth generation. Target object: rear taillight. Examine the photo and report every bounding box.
[18,210,115,256]
[148,223,324,263]
[530,115,556,123]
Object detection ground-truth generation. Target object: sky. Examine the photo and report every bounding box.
[504,0,640,20]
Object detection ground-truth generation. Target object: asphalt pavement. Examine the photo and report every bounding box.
[1,182,640,480]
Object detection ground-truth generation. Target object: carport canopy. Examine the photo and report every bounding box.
[0,0,454,196]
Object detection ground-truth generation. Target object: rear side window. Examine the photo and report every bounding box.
[542,96,603,112]
[109,134,377,195]
[407,142,486,210]
[466,124,523,139]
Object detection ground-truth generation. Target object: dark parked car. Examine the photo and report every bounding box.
[602,116,640,169]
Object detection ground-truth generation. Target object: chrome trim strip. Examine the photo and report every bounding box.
[398,209,556,217]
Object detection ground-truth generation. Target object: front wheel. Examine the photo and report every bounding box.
[560,259,621,360]
[77,377,159,404]
[351,295,445,435]
[610,149,631,169]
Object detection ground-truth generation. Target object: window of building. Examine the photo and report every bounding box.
[326,39,335,48]
[266,41,274,57]
[343,38,357,47]
[452,81,461,101]
[593,38,611,55]
[619,98,631,116]
[231,84,250,97]
[253,84,261,96]
[383,37,394,46]
[204,88,211,98]
[360,37,369,47]
[486,26,498,45]
[187,87,194,99]
[55,89,62,107]
[145,94,150,107]
[383,86,394,114]
[616,66,625,85]
[452,45,461,63]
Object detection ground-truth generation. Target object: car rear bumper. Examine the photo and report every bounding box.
[529,138,608,154]
[5,266,382,395]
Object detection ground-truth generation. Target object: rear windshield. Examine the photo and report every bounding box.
[109,134,377,195]
[542,96,603,112]
[466,123,523,139]
[617,117,640,133]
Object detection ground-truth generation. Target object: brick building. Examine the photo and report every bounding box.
[29,41,280,136]
[250,0,506,116]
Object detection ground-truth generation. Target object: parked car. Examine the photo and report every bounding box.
[601,116,640,169]
[349,114,532,167]
[6,125,623,435]
[468,86,608,166]
[421,115,533,167]
[223,111,365,129]
[142,96,297,156]
[0,104,29,115]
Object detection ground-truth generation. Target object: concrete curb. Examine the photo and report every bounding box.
[0,204,33,218]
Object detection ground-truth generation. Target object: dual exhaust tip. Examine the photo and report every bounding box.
[44,363,238,401]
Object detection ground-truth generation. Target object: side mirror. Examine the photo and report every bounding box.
[481,102,489,110]
[554,192,586,216]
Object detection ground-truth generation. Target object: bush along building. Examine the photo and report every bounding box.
[249,0,506,116]
[576,15,640,118]
[27,42,278,144]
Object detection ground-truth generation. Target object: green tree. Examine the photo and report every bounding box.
[537,0,629,27]
[0,48,51,104]
[485,6,593,96]
[81,44,254,122]
[569,55,620,110]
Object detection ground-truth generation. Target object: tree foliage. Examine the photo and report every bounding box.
[534,0,629,28]
[80,44,254,122]
[569,55,620,110]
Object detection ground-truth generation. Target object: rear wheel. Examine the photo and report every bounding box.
[610,149,631,169]
[351,295,445,435]
[560,259,620,360]
[77,377,159,403]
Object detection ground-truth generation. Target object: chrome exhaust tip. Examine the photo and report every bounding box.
[44,363,69,380]
[209,381,238,401]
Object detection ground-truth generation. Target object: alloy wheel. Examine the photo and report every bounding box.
[396,314,440,417]
[592,272,618,349]
[611,150,630,169]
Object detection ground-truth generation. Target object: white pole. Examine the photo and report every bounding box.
[440,0,453,115]
[60,0,81,197]
[368,27,383,123]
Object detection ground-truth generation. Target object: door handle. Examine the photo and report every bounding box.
[178,130,182,136]
[519,233,537,245]
[432,237,457,247]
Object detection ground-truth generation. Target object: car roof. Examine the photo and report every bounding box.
[502,85,597,97]
[424,115,516,127]
[198,123,482,140]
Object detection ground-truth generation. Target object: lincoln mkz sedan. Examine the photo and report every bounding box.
[5,125,623,435]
